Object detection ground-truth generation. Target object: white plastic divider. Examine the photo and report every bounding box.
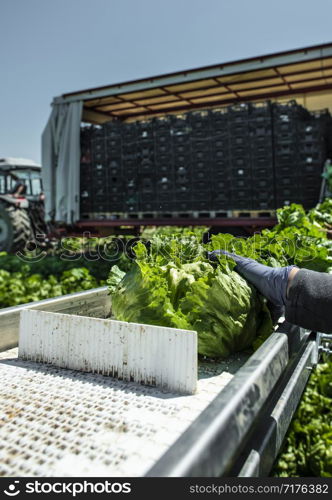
[18,309,198,394]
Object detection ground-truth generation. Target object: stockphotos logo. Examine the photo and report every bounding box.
[4,481,20,496]
[3,480,132,497]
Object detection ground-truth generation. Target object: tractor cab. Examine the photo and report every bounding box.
[0,158,43,200]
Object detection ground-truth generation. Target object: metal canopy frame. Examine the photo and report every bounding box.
[54,42,332,123]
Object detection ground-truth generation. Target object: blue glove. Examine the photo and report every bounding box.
[207,249,296,308]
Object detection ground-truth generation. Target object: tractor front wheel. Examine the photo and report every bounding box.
[0,203,34,253]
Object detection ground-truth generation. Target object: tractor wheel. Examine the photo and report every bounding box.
[0,203,34,253]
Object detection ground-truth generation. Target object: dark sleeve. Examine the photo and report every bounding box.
[285,269,332,333]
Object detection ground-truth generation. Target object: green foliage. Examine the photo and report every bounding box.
[272,361,332,477]
[0,266,100,308]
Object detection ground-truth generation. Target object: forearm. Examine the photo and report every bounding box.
[285,269,332,333]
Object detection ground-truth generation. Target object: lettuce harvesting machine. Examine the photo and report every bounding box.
[1,43,332,477]
[0,286,331,477]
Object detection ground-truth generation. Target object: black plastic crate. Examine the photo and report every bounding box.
[274,152,298,165]
[192,179,210,191]
[252,166,274,177]
[92,150,107,164]
[190,138,211,152]
[174,153,190,167]
[155,144,171,156]
[157,190,175,201]
[137,121,154,139]
[232,178,249,189]
[154,116,172,134]
[252,188,275,200]
[155,133,171,145]
[300,142,326,156]
[231,167,252,179]
[250,102,272,119]
[231,136,249,148]
[210,108,228,124]
[157,165,174,177]
[254,178,272,189]
[231,199,254,210]
[211,158,231,172]
[229,157,251,168]
[155,200,174,212]
[189,111,211,133]
[174,200,193,211]
[249,123,272,137]
[80,150,92,164]
[171,115,189,132]
[192,159,211,170]
[107,148,122,160]
[301,161,324,175]
[122,123,138,142]
[139,161,155,174]
[299,150,325,163]
[275,196,303,208]
[211,137,229,149]
[250,144,273,157]
[172,134,189,146]
[194,200,212,210]
[173,143,189,155]
[214,149,231,161]
[228,103,250,122]
[229,147,251,159]
[272,101,311,122]
[194,169,211,182]
[231,187,252,199]
[228,123,249,137]
[192,150,211,161]
[104,122,122,138]
[212,179,232,191]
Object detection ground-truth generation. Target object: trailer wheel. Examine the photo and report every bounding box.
[0,203,33,253]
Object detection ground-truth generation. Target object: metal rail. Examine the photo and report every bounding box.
[146,322,312,477]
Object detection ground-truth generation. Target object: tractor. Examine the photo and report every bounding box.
[0,157,46,253]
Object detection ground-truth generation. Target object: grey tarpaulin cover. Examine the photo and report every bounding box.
[41,100,83,223]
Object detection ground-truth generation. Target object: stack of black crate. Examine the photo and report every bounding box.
[272,101,311,208]
[297,110,328,208]
[228,103,252,210]
[81,100,330,218]
[189,110,211,212]
[80,125,94,216]
[104,121,124,213]
[136,120,155,213]
[170,114,191,212]
[90,126,108,214]
[210,108,231,212]
[122,121,138,213]
[249,102,275,210]
[154,116,173,213]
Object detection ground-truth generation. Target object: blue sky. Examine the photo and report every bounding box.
[1,0,332,163]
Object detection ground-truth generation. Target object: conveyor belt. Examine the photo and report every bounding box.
[0,287,315,477]
[0,347,244,477]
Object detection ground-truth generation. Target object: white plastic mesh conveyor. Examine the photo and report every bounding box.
[0,348,235,477]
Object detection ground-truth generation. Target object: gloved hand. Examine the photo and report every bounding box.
[207,249,296,308]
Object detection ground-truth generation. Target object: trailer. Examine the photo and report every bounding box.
[41,42,332,239]
[1,287,331,477]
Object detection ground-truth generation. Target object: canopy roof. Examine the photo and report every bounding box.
[0,158,41,169]
[54,42,332,123]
